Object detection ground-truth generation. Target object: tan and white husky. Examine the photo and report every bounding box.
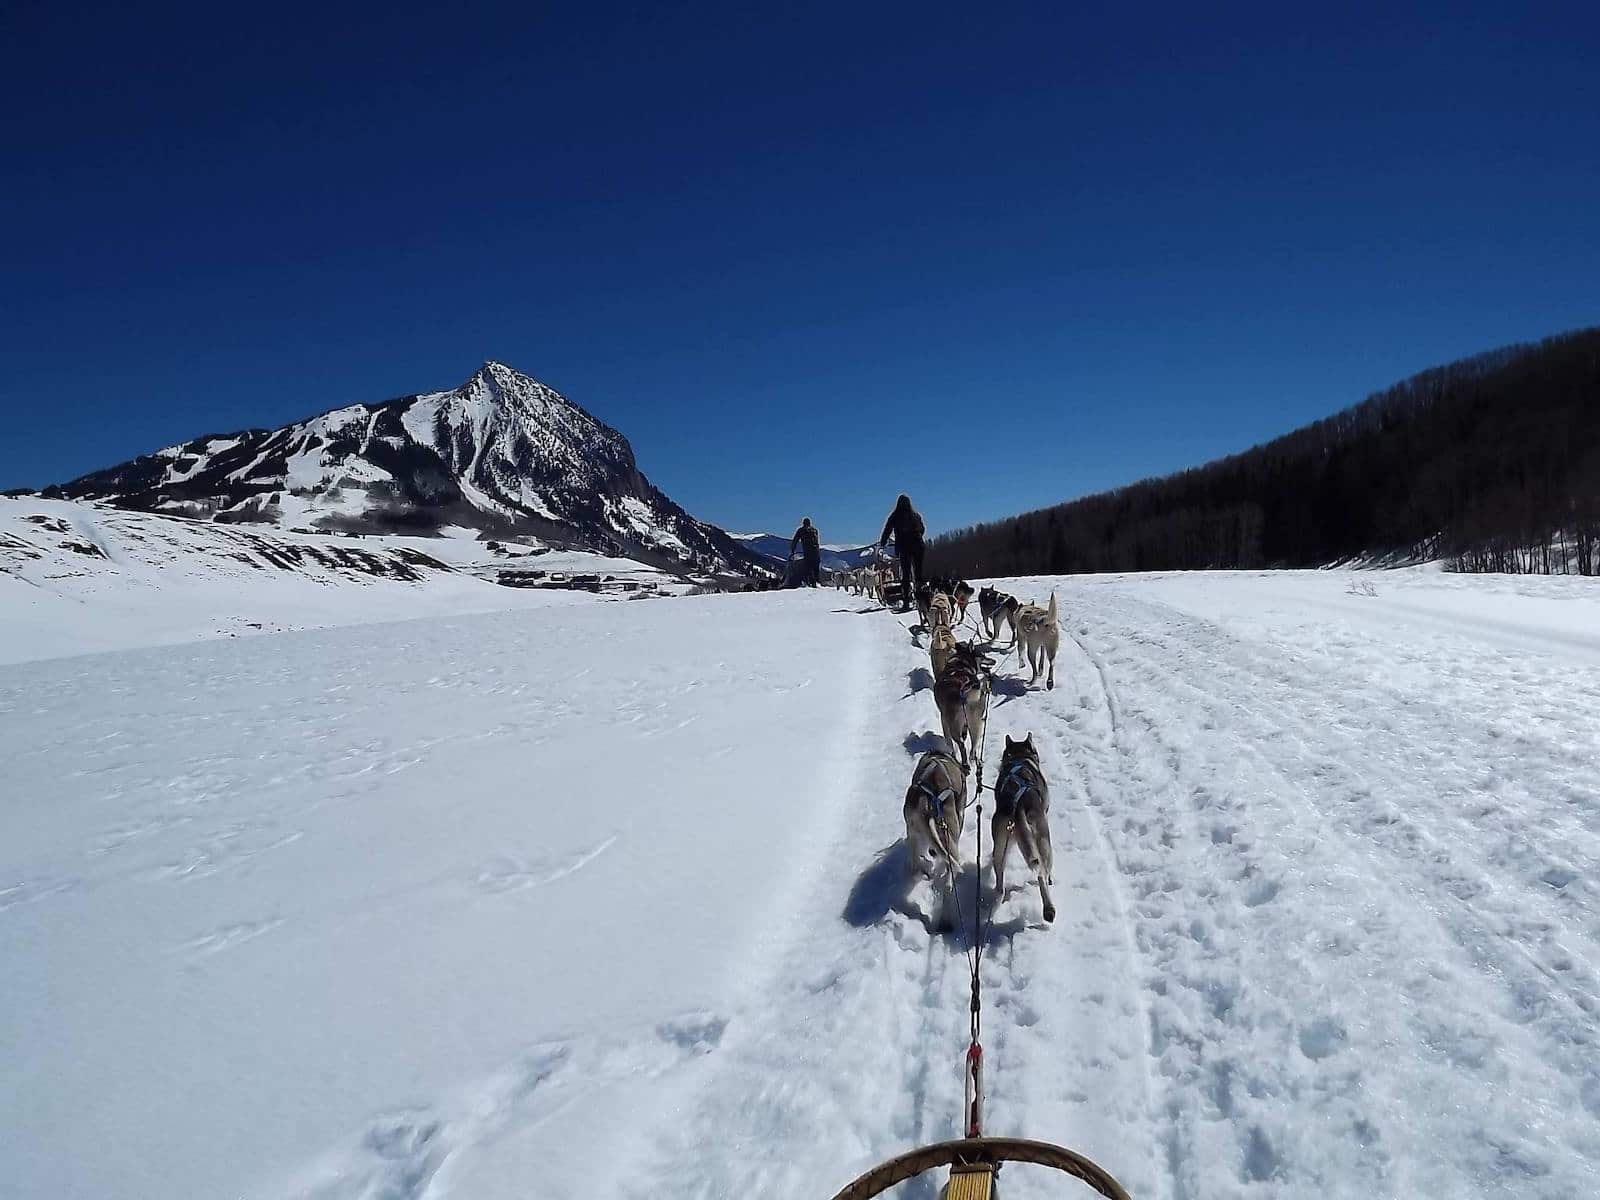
[929,624,958,679]
[1014,592,1059,689]
[904,748,968,931]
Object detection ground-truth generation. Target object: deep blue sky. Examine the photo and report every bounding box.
[4,2,1597,542]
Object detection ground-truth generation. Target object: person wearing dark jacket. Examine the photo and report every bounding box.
[879,494,926,610]
[790,517,822,587]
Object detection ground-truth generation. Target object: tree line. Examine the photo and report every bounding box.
[928,327,1600,578]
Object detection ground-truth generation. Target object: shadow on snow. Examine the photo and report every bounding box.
[843,838,1033,948]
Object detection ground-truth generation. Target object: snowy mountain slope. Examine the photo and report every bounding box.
[42,362,766,577]
[3,574,1599,1197]
[0,496,617,664]
[732,531,884,571]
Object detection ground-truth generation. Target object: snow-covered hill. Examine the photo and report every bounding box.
[0,496,658,663]
[41,362,765,577]
[4,570,1599,1197]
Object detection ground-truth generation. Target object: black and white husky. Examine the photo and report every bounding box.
[977,585,1020,644]
[992,734,1055,923]
[904,748,969,931]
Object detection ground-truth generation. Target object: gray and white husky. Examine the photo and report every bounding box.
[992,733,1055,923]
[904,747,969,931]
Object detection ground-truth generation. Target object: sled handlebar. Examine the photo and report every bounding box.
[828,1136,1131,1199]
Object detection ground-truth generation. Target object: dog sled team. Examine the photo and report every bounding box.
[791,494,1061,930]
[837,494,1063,934]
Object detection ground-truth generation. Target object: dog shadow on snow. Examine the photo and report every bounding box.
[901,729,948,755]
[846,730,1036,940]
[904,667,935,694]
[843,840,1031,947]
[988,672,1035,708]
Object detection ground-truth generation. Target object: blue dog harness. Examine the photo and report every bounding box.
[999,759,1035,803]
[915,754,965,821]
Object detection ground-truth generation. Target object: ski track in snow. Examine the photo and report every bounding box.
[3,575,1599,1197]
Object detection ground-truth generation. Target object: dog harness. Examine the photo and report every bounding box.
[914,755,962,819]
[999,758,1036,801]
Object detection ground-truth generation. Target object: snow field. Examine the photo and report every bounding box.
[3,569,1598,1197]
[0,594,875,1198]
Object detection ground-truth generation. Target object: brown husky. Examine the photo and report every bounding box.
[903,748,969,930]
[933,642,992,768]
[992,734,1055,923]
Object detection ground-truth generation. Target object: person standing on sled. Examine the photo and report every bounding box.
[879,493,926,611]
[790,517,822,587]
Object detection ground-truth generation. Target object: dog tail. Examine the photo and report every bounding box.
[926,799,961,869]
[1013,815,1038,872]
[992,812,1015,862]
[1014,814,1056,923]
[1047,591,1057,624]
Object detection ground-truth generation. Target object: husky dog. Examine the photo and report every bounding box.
[927,589,954,632]
[929,623,958,679]
[904,748,969,930]
[977,586,1021,644]
[922,576,972,622]
[950,580,975,623]
[933,641,992,767]
[992,734,1055,923]
[873,559,898,605]
[1014,592,1059,689]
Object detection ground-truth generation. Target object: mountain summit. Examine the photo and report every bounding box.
[46,363,763,575]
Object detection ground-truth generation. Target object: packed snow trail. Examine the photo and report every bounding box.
[622,574,1600,1198]
[621,600,1160,1200]
[4,572,1599,1197]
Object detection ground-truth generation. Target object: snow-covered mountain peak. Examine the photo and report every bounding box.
[45,364,764,577]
